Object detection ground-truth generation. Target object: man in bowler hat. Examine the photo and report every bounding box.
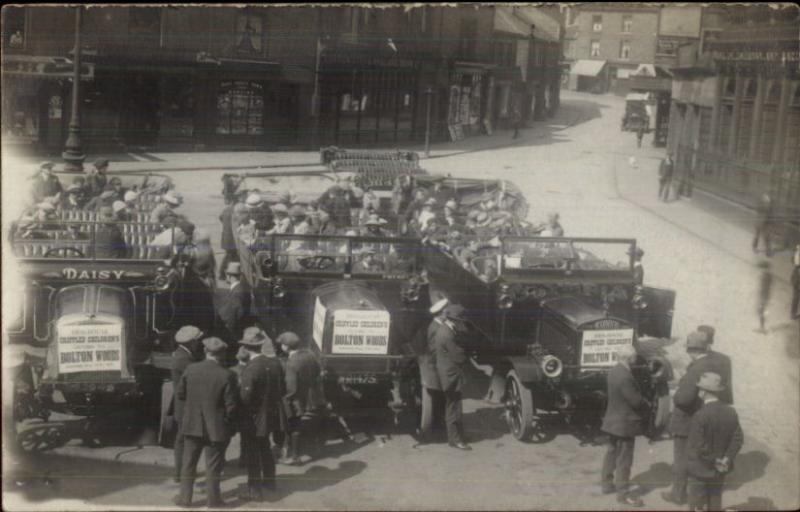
[174,337,238,508]
[686,372,743,512]
[600,344,649,507]
[218,261,252,342]
[662,331,716,506]
[238,327,284,501]
[696,325,733,405]
[431,302,471,450]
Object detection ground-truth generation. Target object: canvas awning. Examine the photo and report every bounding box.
[571,60,606,77]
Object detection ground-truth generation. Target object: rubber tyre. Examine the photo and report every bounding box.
[505,370,535,442]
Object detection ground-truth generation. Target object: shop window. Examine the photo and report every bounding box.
[3,6,26,50]
[723,78,736,98]
[620,41,631,60]
[592,15,602,32]
[743,79,757,100]
[590,40,600,57]
[717,104,733,152]
[766,83,781,104]
[216,81,264,135]
[160,77,195,137]
[235,13,264,55]
[622,15,632,33]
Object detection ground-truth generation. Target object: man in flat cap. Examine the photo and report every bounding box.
[31,161,63,204]
[696,325,733,405]
[238,327,285,501]
[171,325,203,483]
[174,337,238,508]
[662,331,716,506]
[85,158,109,197]
[686,372,743,512]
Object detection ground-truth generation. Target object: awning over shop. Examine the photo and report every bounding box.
[2,55,94,80]
[571,60,606,77]
[494,7,530,36]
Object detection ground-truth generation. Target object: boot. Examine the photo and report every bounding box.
[279,432,301,466]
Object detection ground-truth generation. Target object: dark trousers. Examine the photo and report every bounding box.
[245,434,275,490]
[179,435,227,506]
[659,179,671,201]
[688,475,725,511]
[601,435,635,497]
[444,389,464,445]
[752,222,772,255]
[669,435,689,501]
[173,429,185,480]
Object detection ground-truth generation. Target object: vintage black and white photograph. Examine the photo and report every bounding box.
[2,3,799,511]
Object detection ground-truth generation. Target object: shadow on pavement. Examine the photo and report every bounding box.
[630,461,672,496]
[725,496,778,511]
[771,321,800,359]
[724,450,770,492]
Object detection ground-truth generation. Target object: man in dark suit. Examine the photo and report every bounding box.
[218,262,251,342]
[95,206,128,258]
[686,372,743,512]
[174,337,238,508]
[171,325,203,483]
[238,327,284,501]
[218,201,239,280]
[600,344,649,507]
[30,161,63,204]
[697,325,733,405]
[278,331,326,465]
[432,303,471,451]
[662,331,715,506]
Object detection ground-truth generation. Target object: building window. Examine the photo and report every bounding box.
[459,18,478,59]
[235,13,264,54]
[128,7,161,36]
[592,15,602,32]
[216,81,264,135]
[160,77,195,137]
[563,40,572,58]
[357,8,375,32]
[3,6,26,50]
[590,40,600,57]
[493,41,515,68]
[620,41,631,60]
[622,15,632,33]
[420,6,428,33]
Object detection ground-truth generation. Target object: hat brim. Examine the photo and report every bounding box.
[239,340,265,347]
[697,383,725,392]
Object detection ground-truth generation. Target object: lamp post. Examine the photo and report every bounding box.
[62,6,85,173]
[424,87,433,158]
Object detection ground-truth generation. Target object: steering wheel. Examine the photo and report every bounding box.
[44,246,85,258]
[298,255,336,270]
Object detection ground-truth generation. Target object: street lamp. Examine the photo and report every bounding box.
[62,6,85,173]
[424,87,434,158]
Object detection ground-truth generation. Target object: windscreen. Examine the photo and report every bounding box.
[276,236,349,273]
[350,240,417,275]
[503,239,633,273]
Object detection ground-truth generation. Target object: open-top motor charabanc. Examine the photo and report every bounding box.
[416,178,675,442]
[227,169,432,429]
[5,173,216,449]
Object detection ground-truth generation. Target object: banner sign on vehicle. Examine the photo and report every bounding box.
[331,309,390,355]
[312,297,327,350]
[57,323,122,374]
[580,328,634,367]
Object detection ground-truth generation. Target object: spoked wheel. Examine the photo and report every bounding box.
[504,370,535,442]
[17,423,67,452]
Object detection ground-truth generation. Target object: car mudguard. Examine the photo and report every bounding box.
[499,356,543,385]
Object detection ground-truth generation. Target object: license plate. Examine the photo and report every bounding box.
[339,373,379,385]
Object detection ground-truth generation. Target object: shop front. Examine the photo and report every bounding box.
[447,62,494,140]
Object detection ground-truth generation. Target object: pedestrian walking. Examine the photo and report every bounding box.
[662,331,715,506]
[636,125,645,148]
[278,331,326,465]
[757,260,773,333]
[431,303,471,451]
[238,327,284,501]
[600,344,648,507]
[218,200,239,280]
[696,325,733,405]
[511,107,522,140]
[231,345,250,469]
[791,245,800,320]
[658,153,674,202]
[751,193,774,256]
[686,372,744,512]
[173,337,238,509]
[171,325,203,483]
[217,261,251,342]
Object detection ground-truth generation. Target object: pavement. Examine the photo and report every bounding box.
[3,90,799,511]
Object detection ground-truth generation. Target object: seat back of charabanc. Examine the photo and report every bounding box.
[11,220,167,260]
[321,146,420,165]
[330,159,425,191]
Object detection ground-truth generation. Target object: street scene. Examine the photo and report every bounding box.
[3,4,800,512]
